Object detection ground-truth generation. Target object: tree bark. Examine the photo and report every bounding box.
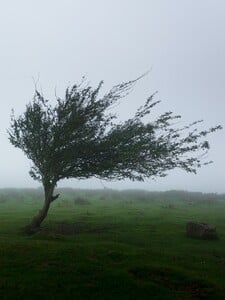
[24,183,59,234]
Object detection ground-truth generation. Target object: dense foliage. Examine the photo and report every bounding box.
[8,78,221,184]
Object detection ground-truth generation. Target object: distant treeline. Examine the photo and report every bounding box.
[0,188,224,202]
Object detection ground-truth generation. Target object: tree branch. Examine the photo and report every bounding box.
[51,194,60,202]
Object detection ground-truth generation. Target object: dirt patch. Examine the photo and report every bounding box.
[74,197,91,205]
[41,222,115,235]
[129,266,214,299]
[161,204,176,209]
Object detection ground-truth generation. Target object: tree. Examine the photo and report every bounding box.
[8,77,222,233]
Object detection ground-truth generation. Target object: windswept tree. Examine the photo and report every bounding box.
[8,77,221,233]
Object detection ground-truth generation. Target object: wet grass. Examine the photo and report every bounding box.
[0,189,225,299]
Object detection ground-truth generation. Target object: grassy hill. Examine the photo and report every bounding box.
[0,188,224,299]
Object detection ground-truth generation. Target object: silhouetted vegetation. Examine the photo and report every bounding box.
[1,188,224,204]
[74,196,91,205]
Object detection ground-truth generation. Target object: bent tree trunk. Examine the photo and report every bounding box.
[24,183,59,234]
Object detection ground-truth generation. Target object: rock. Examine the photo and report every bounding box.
[186,221,218,240]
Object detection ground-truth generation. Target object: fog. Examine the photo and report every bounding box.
[0,0,224,192]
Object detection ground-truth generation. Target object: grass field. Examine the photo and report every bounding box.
[0,188,225,299]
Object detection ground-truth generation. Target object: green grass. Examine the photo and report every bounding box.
[0,188,225,299]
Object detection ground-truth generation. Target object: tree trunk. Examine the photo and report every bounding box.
[24,183,59,234]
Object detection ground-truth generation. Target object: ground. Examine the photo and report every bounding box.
[0,188,224,299]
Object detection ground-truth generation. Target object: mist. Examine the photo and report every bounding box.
[0,0,224,192]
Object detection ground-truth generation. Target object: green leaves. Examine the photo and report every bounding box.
[8,77,222,187]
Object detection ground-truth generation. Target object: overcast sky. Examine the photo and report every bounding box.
[0,0,224,192]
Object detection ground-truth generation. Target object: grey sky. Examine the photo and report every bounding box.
[0,0,224,192]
